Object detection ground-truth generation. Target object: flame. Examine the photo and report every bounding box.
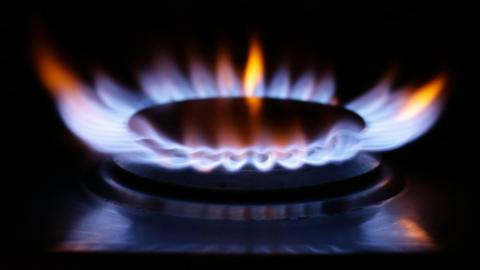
[33,35,447,172]
[243,38,264,97]
[216,48,236,97]
[397,76,445,121]
[399,218,431,243]
[34,43,83,96]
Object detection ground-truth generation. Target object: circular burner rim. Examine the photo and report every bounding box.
[83,158,405,220]
[113,153,381,191]
[128,97,366,149]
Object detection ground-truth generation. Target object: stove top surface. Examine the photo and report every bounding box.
[26,158,446,254]
[6,2,478,264]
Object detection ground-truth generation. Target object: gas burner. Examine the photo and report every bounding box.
[84,153,404,221]
[34,35,442,235]
[26,30,453,254]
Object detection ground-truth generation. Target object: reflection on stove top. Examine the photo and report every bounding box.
[52,183,434,254]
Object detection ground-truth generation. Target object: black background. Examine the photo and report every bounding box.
[3,0,479,264]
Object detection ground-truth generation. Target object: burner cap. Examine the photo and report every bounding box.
[129,97,365,149]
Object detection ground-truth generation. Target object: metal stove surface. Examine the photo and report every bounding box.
[37,162,437,254]
[54,195,432,253]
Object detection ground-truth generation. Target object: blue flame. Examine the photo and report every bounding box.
[44,55,445,172]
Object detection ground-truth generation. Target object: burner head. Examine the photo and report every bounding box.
[113,153,380,191]
[123,97,368,171]
[84,154,404,221]
[129,98,366,149]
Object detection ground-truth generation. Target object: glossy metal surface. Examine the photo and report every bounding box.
[38,156,438,253]
[52,182,434,253]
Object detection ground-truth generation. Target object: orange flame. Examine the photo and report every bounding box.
[243,37,264,97]
[399,218,431,243]
[34,42,83,96]
[397,75,446,121]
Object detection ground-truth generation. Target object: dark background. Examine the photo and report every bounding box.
[3,0,479,263]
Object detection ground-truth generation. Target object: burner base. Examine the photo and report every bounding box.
[84,156,404,220]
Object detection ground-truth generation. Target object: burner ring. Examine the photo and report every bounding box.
[84,155,405,220]
[113,153,380,191]
[129,98,366,149]
[124,98,367,171]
